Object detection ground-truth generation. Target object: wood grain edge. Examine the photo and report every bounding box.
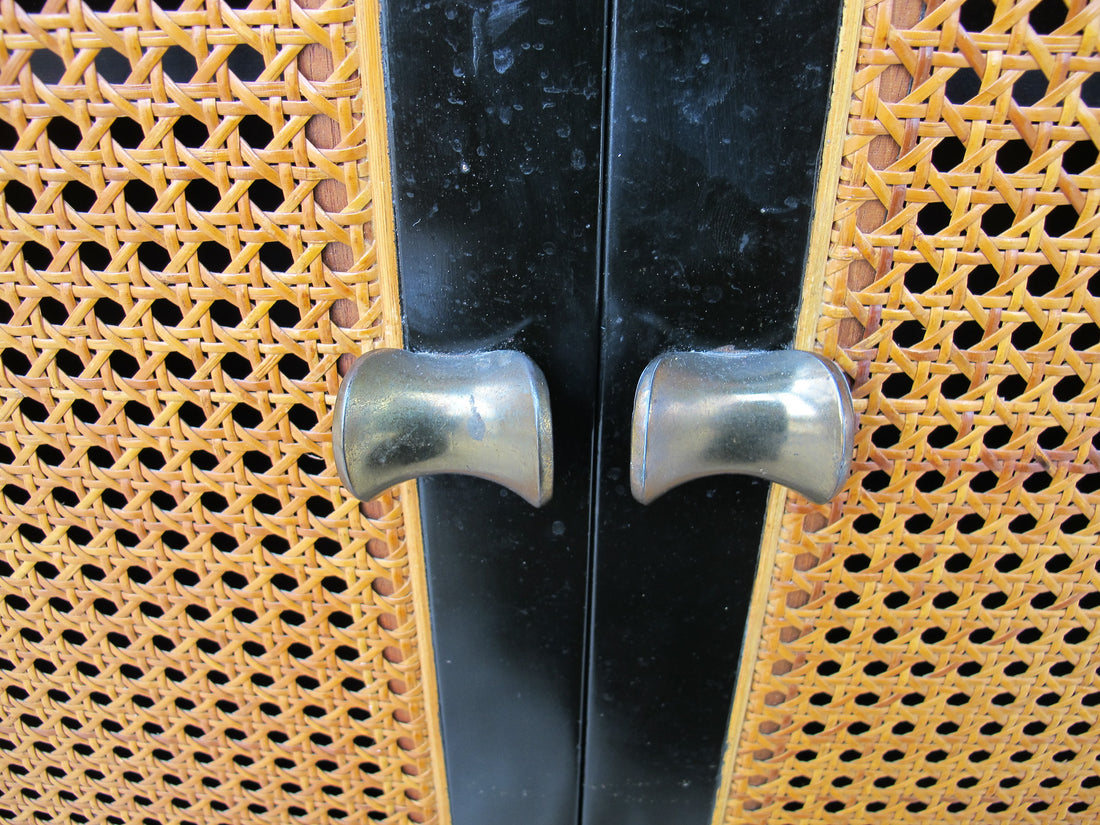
[793,0,866,353]
[354,2,452,823]
[357,0,404,352]
[706,1,864,822]
[396,478,450,825]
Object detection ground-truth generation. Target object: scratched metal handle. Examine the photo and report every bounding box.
[630,349,855,505]
[333,349,553,507]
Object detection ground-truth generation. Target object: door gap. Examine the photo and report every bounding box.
[576,0,618,819]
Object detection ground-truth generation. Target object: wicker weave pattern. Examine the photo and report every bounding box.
[0,0,436,823]
[723,0,1100,822]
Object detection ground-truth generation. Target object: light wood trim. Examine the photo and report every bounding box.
[397,478,451,825]
[793,0,866,351]
[357,0,405,352]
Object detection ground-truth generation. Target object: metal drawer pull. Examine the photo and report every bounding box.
[333,349,553,506]
[630,349,855,504]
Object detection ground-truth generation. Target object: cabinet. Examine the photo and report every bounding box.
[1,1,1096,824]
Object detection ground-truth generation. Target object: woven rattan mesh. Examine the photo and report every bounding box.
[721,0,1100,822]
[0,0,437,822]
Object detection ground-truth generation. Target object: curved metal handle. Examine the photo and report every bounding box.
[333,349,553,506]
[630,349,855,505]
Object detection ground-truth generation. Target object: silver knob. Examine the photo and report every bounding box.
[333,349,553,506]
[630,349,855,504]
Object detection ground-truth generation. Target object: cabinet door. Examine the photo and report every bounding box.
[380,3,606,824]
[581,1,842,822]
[714,2,1100,824]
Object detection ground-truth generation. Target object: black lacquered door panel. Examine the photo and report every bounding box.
[379,2,605,824]
[583,2,841,822]
[377,1,841,824]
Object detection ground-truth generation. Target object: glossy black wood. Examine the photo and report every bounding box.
[582,2,842,823]
[378,2,606,823]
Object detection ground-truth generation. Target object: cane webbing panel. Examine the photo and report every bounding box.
[0,0,438,823]
[722,0,1100,822]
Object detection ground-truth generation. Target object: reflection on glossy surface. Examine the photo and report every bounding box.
[631,349,855,504]
[334,348,553,507]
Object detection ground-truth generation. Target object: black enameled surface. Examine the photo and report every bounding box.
[380,1,842,822]
[582,2,841,823]
[378,2,606,824]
